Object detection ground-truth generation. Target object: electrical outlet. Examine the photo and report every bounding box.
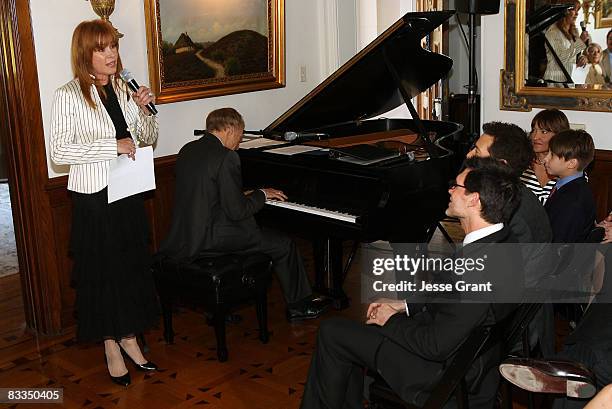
[570,123,586,130]
[300,65,307,82]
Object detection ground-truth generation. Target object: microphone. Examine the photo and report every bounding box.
[119,69,158,115]
[580,21,589,45]
[284,131,328,141]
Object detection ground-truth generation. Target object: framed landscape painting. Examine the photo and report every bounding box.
[144,0,285,103]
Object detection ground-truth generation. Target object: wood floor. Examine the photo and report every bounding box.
[0,224,548,409]
[0,234,375,409]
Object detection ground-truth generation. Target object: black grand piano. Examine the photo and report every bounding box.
[239,11,463,308]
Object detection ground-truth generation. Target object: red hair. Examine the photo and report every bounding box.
[71,19,125,108]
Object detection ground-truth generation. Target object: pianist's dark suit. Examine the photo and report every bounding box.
[300,227,520,409]
[158,133,312,305]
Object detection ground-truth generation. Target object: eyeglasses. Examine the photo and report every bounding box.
[449,182,466,190]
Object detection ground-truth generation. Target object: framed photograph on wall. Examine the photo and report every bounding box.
[144,0,285,104]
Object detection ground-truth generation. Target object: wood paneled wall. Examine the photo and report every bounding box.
[1,0,63,335]
[38,149,611,334]
[590,150,612,220]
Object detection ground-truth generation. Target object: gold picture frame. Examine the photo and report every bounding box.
[501,0,612,113]
[144,0,285,104]
[595,0,612,28]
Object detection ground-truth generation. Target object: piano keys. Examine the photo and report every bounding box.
[238,10,463,308]
[265,200,359,224]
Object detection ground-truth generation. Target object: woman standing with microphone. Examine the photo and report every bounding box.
[50,19,159,386]
[543,0,590,83]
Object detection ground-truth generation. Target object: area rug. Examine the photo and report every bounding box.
[0,182,19,277]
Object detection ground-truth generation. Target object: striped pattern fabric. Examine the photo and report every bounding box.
[520,167,556,204]
[50,78,158,194]
[543,24,587,83]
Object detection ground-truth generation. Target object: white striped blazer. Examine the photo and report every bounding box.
[50,78,158,194]
[543,25,587,83]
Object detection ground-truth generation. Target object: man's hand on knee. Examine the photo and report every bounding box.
[366,300,405,326]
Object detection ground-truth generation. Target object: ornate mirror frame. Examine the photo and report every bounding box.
[501,0,612,112]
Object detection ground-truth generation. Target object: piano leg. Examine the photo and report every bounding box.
[313,238,350,310]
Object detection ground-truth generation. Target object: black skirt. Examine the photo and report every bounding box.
[70,188,159,341]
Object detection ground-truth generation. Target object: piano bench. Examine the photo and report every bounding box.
[153,253,274,362]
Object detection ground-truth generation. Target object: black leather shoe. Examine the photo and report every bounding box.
[110,371,131,387]
[286,297,331,322]
[105,354,131,386]
[310,295,332,306]
[119,346,158,372]
[499,358,596,399]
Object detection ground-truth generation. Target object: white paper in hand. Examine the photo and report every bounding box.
[108,146,156,203]
[571,64,588,84]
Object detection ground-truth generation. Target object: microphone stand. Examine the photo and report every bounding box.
[467,12,478,144]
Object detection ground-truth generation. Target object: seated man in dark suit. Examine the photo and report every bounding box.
[158,107,326,321]
[467,122,555,355]
[544,129,596,243]
[467,122,552,247]
[467,122,553,284]
[300,160,522,409]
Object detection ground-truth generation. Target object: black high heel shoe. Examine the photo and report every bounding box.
[105,353,131,386]
[118,343,158,372]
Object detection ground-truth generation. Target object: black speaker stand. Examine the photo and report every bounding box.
[467,12,478,144]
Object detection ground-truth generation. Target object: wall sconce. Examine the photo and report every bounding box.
[581,0,593,26]
[581,0,607,27]
[86,0,123,38]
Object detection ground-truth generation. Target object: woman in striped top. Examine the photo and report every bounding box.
[520,109,570,204]
[50,20,159,386]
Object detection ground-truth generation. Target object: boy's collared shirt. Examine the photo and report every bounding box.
[554,172,584,191]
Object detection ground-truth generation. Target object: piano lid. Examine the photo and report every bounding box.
[265,11,455,135]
